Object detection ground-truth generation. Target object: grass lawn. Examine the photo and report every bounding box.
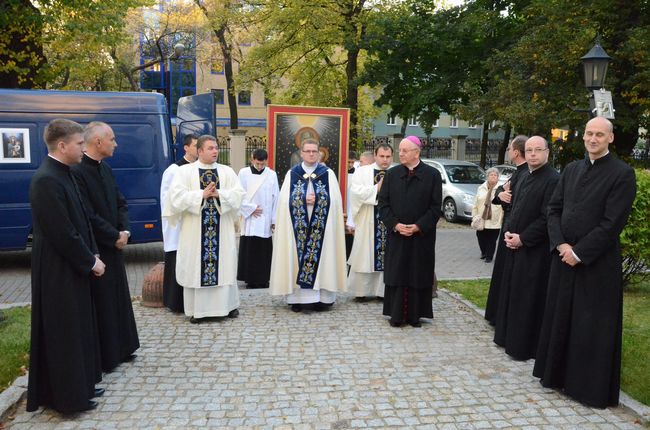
[440,278,650,407]
[0,306,30,393]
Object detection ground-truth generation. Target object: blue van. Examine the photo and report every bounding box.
[0,89,215,251]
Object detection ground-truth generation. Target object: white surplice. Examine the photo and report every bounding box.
[269,163,347,303]
[160,163,181,252]
[238,166,279,238]
[162,161,245,317]
[346,163,385,297]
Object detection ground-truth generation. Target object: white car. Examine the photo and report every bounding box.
[493,164,517,186]
[422,158,486,222]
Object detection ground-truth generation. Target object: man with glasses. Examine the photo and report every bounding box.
[492,136,559,360]
[270,139,347,312]
[534,117,636,408]
[485,135,528,325]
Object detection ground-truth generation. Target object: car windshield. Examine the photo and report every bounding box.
[445,165,485,184]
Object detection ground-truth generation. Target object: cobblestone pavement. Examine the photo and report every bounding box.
[1,228,643,428]
[6,291,642,429]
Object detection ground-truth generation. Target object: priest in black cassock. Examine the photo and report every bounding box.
[484,135,528,325]
[492,136,559,360]
[72,121,139,372]
[378,136,442,327]
[27,119,106,413]
[533,117,637,408]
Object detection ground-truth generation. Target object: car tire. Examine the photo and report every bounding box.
[443,198,458,222]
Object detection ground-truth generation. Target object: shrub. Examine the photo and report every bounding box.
[620,168,650,287]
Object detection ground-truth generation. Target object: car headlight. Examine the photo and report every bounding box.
[463,194,474,203]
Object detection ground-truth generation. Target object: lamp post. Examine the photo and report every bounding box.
[165,42,185,115]
[580,35,614,118]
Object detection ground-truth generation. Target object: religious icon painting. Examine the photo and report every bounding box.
[266,104,350,204]
[0,128,30,163]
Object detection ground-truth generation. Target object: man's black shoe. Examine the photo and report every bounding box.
[314,302,332,312]
[485,257,493,263]
[228,309,239,318]
[389,320,402,328]
[93,388,105,398]
[408,320,422,328]
[123,354,137,362]
[291,304,302,312]
[190,316,202,324]
[83,400,98,411]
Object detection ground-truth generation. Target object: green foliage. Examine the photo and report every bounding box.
[0,306,30,393]
[439,279,489,309]
[620,168,650,286]
[621,278,650,406]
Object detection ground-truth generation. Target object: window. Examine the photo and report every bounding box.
[469,123,478,129]
[433,119,439,127]
[211,59,224,74]
[386,114,396,125]
[407,117,418,127]
[238,90,251,105]
[450,117,458,128]
[264,97,271,106]
[211,89,225,105]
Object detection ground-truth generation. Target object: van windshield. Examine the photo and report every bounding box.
[445,165,485,184]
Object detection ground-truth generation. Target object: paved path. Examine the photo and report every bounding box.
[6,291,642,429]
[1,229,643,428]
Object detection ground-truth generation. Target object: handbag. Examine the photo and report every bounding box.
[471,215,485,231]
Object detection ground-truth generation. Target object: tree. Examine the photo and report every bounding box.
[238,0,377,145]
[1,0,151,90]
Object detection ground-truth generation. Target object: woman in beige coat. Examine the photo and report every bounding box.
[471,167,503,262]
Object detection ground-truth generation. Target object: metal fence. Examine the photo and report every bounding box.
[217,136,231,165]
[245,135,268,162]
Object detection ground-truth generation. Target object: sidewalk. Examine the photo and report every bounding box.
[1,230,644,428]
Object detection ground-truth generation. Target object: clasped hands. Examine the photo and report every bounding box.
[115,231,129,250]
[504,231,522,249]
[557,243,579,267]
[395,223,420,236]
[202,182,219,200]
[498,181,512,203]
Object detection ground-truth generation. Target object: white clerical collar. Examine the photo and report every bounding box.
[590,151,609,164]
[47,153,66,164]
[197,161,217,169]
[302,162,317,174]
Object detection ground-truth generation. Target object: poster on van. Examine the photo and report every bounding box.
[0,128,30,163]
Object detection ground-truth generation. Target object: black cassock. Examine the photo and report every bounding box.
[533,154,636,408]
[163,157,189,311]
[484,162,528,325]
[27,156,101,413]
[493,163,559,360]
[378,162,442,324]
[72,154,139,372]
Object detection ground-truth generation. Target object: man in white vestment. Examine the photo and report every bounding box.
[163,135,245,323]
[347,144,394,300]
[160,134,198,312]
[345,151,374,258]
[237,149,279,288]
[270,139,347,312]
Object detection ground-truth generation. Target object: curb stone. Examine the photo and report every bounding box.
[0,375,27,423]
[441,288,650,426]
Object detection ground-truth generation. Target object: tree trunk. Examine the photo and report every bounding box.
[479,120,489,168]
[215,25,239,130]
[346,47,359,147]
[498,124,512,164]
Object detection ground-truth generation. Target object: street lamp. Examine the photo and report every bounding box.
[580,35,614,118]
[166,42,185,115]
[580,35,611,90]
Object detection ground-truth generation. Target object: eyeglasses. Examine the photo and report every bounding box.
[525,148,548,154]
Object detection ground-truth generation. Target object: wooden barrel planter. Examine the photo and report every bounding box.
[141,261,165,308]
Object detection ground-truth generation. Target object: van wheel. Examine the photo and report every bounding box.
[443,198,458,222]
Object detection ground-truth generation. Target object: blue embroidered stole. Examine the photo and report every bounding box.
[199,167,220,287]
[373,169,388,271]
[289,164,331,288]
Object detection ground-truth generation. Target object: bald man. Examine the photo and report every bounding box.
[71,122,139,372]
[534,117,637,408]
